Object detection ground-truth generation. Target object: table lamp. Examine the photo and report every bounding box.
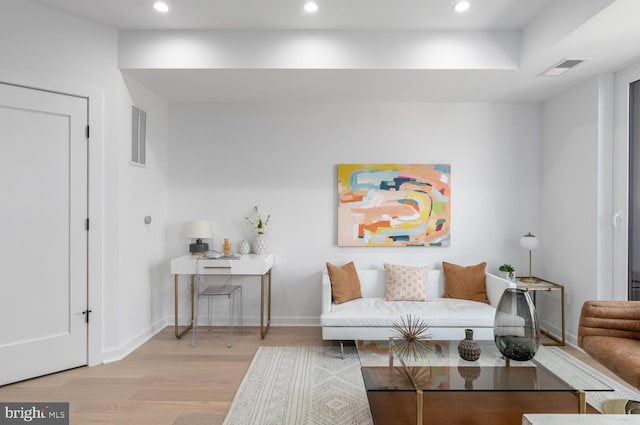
[186,220,211,255]
[520,232,539,283]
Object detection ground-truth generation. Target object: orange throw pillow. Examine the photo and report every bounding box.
[326,261,362,304]
[442,261,489,304]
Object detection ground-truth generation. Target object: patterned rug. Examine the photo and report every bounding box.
[222,346,372,425]
[223,345,640,424]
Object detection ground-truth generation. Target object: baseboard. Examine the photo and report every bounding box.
[101,318,168,364]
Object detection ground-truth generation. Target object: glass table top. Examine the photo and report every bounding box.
[356,339,612,393]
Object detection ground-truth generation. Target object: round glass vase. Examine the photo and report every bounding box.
[493,288,540,361]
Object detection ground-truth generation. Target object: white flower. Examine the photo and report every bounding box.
[245,206,271,235]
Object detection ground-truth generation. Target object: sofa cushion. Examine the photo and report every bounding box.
[383,263,428,301]
[321,298,496,328]
[326,261,362,304]
[442,261,489,304]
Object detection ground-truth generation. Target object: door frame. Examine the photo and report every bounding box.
[613,62,640,301]
[0,69,104,366]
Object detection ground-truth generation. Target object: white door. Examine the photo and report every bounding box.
[0,82,88,385]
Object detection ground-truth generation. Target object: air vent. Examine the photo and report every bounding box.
[131,105,146,165]
[539,58,588,77]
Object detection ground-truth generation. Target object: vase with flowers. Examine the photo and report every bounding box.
[245,206,271,255]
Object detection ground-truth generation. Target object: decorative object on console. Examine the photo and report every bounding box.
[253,235,267,255]
[494,288,540,361]
[326,261,362,304]
[520,232,540,283]
[383,263,428,301]
[223,238,231,256]
[442,261,489,304]
[457,328,481,361]
[186,220,211,255]
[337,163,451,247]
[498,263,516,282]
[246,206,270,255]
[238,240,250,255]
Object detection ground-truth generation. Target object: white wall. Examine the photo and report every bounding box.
[107,75,170,360]
[167,102,541,326]
[540,76,612,345]
[0,0,170,362]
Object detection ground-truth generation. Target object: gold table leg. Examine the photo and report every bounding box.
[260,269,272,339]
[560,285,566,346]
[174,275,194,339]
[416,389,423,425]
[578,390,586,413]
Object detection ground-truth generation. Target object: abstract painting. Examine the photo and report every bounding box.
[337,164,451,247]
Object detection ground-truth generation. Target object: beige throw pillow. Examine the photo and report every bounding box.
[384,263,428,301]
[326,261,362,304]
[442,261,489,304]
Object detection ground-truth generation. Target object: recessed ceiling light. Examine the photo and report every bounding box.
[453,1,470,12]
[304,1,318,13]
[153,2,169,13]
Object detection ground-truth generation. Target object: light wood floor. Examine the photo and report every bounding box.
[0,327,635,425]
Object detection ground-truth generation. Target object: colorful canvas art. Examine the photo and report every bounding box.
[337,164,451,247]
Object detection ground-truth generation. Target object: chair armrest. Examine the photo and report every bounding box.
[321,272,333,315]
[578,300,640,347]
[486,273,516,307]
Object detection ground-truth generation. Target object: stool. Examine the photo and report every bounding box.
[191,262,243,348]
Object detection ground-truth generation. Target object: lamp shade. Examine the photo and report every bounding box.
[186,220,211,239]
[520,232,539,251]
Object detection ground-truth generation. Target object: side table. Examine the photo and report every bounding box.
[516,277,565,346]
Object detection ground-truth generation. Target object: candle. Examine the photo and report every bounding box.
[223,239,231,256]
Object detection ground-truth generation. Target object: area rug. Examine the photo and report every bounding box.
[222,346,372,425]
[541,346,640,412]
[223,345,640,424]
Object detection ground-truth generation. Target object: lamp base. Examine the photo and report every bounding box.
[189,242,209,255]
[520,276,540,283]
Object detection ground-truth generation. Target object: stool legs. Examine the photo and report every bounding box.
[226,290,234,348]
[192,285,243,348]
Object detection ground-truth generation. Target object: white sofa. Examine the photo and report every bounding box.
[321,268,515,342]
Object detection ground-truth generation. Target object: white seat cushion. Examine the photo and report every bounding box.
[321,297,496,328]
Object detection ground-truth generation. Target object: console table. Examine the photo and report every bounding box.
[170,254,274,339]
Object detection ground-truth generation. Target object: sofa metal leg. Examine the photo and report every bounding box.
[340,341,344,359]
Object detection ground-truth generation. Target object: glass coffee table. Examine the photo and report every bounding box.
[356,339,612,425]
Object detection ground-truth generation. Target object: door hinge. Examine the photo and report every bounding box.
[86,218,90,231]
[86,125,90,139]
[82,309,92,324]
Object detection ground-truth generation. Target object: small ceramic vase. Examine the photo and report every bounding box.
[238,240,250,255]
[458,328,481,361]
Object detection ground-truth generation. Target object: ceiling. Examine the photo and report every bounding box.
[28,0,640,102]
[27,0,553,30]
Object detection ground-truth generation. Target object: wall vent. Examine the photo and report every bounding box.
[131,105,146,165]
[539,58,588,77]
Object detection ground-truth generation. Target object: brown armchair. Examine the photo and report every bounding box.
[578,300,640,388]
